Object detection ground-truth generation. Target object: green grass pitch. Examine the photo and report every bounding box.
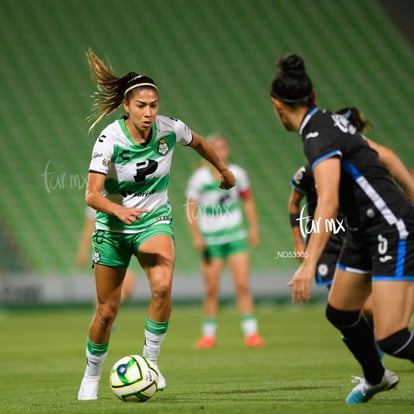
[1,302,413,413]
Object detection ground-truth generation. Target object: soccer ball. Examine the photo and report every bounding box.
[110,355,159,402]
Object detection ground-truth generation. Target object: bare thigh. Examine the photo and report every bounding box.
[136,234,175,289]
[94,264,126,306]
[227,251,250,292]
[371,281,414,340]
[328,268,372,311]
[202,258,224,293]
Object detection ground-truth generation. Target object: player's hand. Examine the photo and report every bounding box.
[193,234,206,252]
[219,168,236,189]
[116,207,150,225]
[287,262,315,304]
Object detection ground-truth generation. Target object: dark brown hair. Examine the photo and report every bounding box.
[86,49,157,132]
[270,54,313,107]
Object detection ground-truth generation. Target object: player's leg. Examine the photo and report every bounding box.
[327,269,384,379]
[227,249,265,347]
[136,230,175,390]
[373,281,414,360]
[121,268,136,301]
[78,264,126,400]
[326,269,398,403]
[196,248,224,348]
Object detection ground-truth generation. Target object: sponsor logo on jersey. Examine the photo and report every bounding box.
[305,132,319,140]
[92,152,103,159]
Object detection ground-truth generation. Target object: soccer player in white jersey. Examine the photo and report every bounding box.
[186,136,265,349]
[77,49,235,400]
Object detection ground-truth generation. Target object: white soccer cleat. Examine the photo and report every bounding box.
[345,369,399,404]
[149,360,166,391]
[77,375,100,400]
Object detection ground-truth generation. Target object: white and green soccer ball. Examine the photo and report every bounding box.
[110,355,159,402]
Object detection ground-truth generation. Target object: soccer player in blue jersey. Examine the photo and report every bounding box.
[77,49,235,400]
[271,54,414,404]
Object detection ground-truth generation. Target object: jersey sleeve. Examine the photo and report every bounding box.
[85,205,96,219]
[232,165,250,198]
[88,133,114,175]
[291,165,307,193]
[304,127,342,169]
[174,118,193,145]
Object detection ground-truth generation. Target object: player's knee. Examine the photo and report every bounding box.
[377,328,413,357]
[151,279,172,301]
[96,303,118,325]
[325,303,360,329]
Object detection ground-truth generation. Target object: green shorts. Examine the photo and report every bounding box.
[92,223,175,267]
[203,238,248,260]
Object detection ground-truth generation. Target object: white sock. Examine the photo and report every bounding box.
[241,317,258,337]
[202,320,217,337]
[143,329,166,361]
[83,349,107,377]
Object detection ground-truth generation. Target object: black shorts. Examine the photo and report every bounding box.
[315,237,342,286]
[337,222,414,281]
[315,250,338,286]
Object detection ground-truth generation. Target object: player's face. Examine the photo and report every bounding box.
[271,97,295,132]
[211,138,229,162]
[124,88,159,135]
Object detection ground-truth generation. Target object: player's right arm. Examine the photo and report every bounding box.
[185,198,205,252]
[85,172,149,225]
[366,138,414,203]
[288,187,306,262]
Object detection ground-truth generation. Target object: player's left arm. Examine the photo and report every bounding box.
[366,138,414,202]
[189,132,235,189]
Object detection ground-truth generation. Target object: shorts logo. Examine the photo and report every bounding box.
[317,263,328,276]
[93,247,100,263]
[377,234,392,263]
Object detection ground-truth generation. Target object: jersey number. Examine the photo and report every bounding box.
[134,160,158,182]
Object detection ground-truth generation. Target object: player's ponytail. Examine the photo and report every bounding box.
[270,53,314,107]
[85,49,157,133]
[336,107,373,134]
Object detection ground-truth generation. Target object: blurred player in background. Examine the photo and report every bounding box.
[77,49,235,400]
[186,136,265,349]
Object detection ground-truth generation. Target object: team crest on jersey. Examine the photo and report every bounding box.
[157,138,169,155]
[102,158,110,167]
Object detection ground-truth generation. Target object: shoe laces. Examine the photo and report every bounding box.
[350,376,368,395]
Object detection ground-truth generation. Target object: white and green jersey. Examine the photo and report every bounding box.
[186,164,250,245]
[89,115,193,233]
